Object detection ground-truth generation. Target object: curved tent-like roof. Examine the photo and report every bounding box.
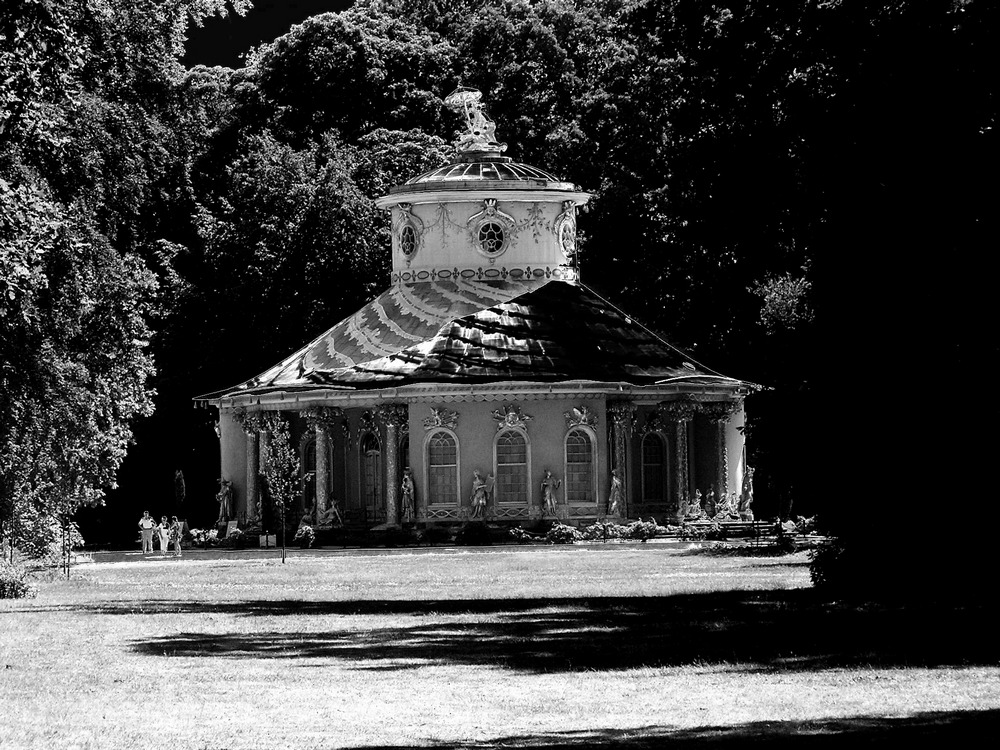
[200,278,745,400]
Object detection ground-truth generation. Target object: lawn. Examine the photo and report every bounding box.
[1,545,998,749]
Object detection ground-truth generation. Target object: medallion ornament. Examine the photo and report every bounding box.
[492,403,534,431]
[424,407,459,431]
[563,405,598,429]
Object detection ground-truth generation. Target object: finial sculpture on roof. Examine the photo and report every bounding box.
[445,86,507,155]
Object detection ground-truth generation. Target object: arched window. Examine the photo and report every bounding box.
[641,432,668,502]
[360,432,382,517]
[564,428,595,504]
[495,429,529,505]
[426,430,459,506]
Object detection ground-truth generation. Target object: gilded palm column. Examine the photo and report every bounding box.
[659,398,699,515]
[233,410,262,525]
[701,399,742,515]
[304,406,344,523]
[377,403,408,527]
[608,401,637,518]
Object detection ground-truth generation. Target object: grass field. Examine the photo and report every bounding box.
[2,545,998,749]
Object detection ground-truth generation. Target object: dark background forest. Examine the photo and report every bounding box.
[2,0,996,594]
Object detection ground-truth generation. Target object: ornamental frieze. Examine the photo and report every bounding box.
[699,399,743,422]
[392,265,579,284]
[302,406,345,428]
[493,403,533,432]
[608,401,637,437]
[232,408,263,435]
[376,403,407,427]
[424,407,459,431]
[658,397,700,422]
[359,410,377,434]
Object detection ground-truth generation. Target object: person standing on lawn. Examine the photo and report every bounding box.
[169,516,183,557]
[138,511,156,554]
[157,516,170,555]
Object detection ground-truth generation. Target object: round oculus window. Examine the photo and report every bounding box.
[478,221,506,255]
[399,225,416,257]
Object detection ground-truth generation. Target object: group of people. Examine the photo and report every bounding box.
[138,511,185,556]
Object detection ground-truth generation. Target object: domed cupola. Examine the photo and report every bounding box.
[375,88,591,285]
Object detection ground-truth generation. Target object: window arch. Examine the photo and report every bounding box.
[425,429,459,506]
[564,427,596,504]
[641,432,669,502]
[494,429,530,506]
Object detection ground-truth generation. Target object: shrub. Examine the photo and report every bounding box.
[509,527,541,543]
[0,560,37,599]
[219,528,246,549]
[188,528,219,548]
[418,526,453,546]
[581,520,623,540]
[623,519,670,542]
[545,523,581,544]
[455,522,492,546]
[18,517,85,565]
[381,526,416,548]
[680,522,723,541]
[293,524,315,549]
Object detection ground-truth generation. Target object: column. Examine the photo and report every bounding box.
[377,404,407,527]
[703,399,742,511]
[303,407,344,523]
[659,398,698,518]
[315,426,329,522]
[608,401,636,518]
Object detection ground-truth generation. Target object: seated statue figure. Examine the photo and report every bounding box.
[314,501,343,529]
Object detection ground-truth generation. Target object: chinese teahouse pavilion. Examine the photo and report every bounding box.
[197,88,755,533]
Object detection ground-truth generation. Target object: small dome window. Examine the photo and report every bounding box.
[478,221,506,255]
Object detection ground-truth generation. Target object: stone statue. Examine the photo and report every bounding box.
[540,470,561,516]
[685,489,704,520]
[445,87,507,154]
[705,487,716,517]
[315,500,343,529]
[470,469,489,519]
[607,469,623,516]
[401,467,415,523]
[215,479,233,524]
[739,467,755,520]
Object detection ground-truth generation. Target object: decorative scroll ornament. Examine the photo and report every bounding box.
[359,410,377,434]
[341,418,351,446]
[424,407,459,431]
[554,200,578,261]
[467,198,517,260]
[658,396,700,422]
[563,405,598,429]
[302,406,345,429]
[700,398,743,422]
[639,409,665,436]
[608,401,637,437]
[444,86,507,155]
[232,408,263,435]
[394,203,424,264]
[492,403,534,432]
[376,403,407,427]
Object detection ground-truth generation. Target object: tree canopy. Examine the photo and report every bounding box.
[3,1,997,594]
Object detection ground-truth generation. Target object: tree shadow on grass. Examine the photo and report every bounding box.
[363,710,1000,748]
[123,588,1000,672]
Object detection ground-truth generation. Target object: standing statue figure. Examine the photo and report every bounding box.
[401,467,416,523]
[739,466,755,520]
[215,479,233,524]
[705,487,716,517]
[470,469,490,519]
[686,489,704,520]
[540,470,561,516]
[607,469,623,517]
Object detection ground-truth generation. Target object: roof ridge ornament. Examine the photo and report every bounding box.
[445,86,507,156]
